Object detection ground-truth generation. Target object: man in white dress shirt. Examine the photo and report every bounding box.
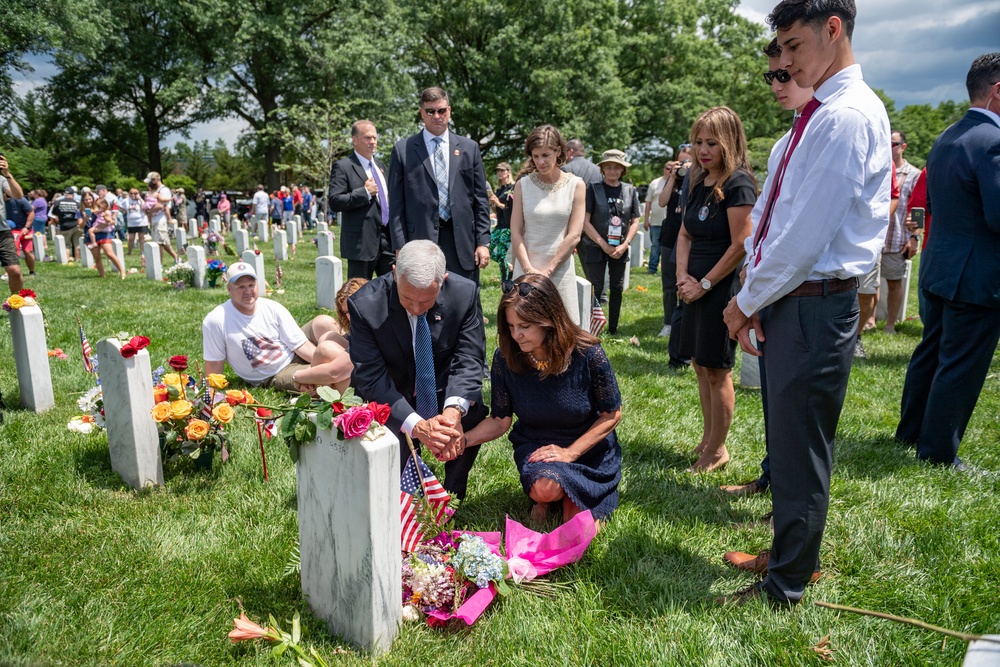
[720,0,891,606]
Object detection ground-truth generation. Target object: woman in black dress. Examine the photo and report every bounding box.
[675,106,756,472]
[464,273,623,526]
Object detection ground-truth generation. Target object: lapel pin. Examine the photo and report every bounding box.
[434,314,442,321]
[453,149,460,156]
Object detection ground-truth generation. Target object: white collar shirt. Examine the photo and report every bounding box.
[422,128,450,184]
[354,151,387,201]
[738,64,892,315]
[969,106,1000,128]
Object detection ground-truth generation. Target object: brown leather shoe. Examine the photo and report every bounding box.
[720,479,767,496]
[722,549,822,584]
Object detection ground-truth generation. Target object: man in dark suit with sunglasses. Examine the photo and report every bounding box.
[387,87,491,283]
[348,240,487,500]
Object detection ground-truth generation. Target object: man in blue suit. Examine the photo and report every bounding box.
[896,52,1000,467]
[387,87,491,282]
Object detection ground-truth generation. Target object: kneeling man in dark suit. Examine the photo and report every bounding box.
[347,239,487,499]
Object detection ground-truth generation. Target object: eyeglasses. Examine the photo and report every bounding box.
[763,69,792,85]
[501,280,534,297]
[678,143,691,150]
[891,141,903,147]
[422,107,449,116]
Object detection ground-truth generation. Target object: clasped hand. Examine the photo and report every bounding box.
[412,411,465,461]
[676,275,706,304]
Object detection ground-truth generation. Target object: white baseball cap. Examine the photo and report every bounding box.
[226,261,257,283]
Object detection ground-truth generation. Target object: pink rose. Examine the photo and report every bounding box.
[335,406,374,439]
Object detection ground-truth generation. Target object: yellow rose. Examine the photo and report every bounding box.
[151,402,173,423]
[170,400,193,420]
[212,404,235,424]
[6,295,25,309]
[163,373,182,389]
[207,373,229,389]
[185,419,211,441]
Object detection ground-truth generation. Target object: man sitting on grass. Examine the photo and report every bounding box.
[202,262,351,394]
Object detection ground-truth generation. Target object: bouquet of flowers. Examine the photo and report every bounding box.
[67,386,105,433]
[150,355,233,464]
[205,259,227,286]
[163,262,195,288]
[2,289,38,311]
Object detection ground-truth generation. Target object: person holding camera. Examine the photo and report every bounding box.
[0,154,28,294]
[656,145,693,350]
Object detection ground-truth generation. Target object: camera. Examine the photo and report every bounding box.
[911,207,925,229]
[676,165,689,179]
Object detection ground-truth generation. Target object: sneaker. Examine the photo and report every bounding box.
[1,274,7,281]
[854,337,867,359]
[658,325,671,337]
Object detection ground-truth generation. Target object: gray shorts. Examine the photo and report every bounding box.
[150,220,170,245]
[260,359,310,393]
[881,250,907,281]
[858,253,881,295]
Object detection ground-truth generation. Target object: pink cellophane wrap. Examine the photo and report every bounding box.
[424,510,596,626]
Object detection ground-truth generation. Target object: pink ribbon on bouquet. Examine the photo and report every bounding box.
[425,510,598,626]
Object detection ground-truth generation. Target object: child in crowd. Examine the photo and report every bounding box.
[86,198,126,279]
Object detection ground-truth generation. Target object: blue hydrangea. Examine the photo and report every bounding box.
[152,366,166,385]
[452,535,505,589]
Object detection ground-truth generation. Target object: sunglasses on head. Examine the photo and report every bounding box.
[422,107,449,116]
[763,69,792,85]
[678,143,691,150]
[501,280,534,297]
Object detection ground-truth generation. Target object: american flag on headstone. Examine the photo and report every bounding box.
[399,454,451,552]
[590,296,607,336]
[77,318,95,374]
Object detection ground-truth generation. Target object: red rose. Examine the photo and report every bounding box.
[368,401,391,425]
[331,401,346,415]
[129,336,151,350]
[168,355,188,371]
[256,408,273,419]
[120,344,137,358]
[18,289,36,298]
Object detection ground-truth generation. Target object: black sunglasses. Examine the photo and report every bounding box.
[422,107,449,116]
[891,141,903,147]
[763,69,792,85]
[501,280,534,297]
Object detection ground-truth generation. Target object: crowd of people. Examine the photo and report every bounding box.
[4,0,999,611]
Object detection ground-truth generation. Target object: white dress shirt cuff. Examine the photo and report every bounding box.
[443,396,470,415]
[401,412,422,438]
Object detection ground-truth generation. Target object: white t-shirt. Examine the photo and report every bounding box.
[252,191,269,215]
[202,298,307,384]
[125,197,146,228]
[148,185,172,225]
[644,176,667,227]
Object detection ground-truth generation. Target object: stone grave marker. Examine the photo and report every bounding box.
[630,232,645,269]
[209,217,220,233]
[287,219,299,246]
[643,228,652,250]
[188,219,198,238]
[97,338,164,490]
[33,233,46,262]
[317,221,329,234]
[258,220,270,243]
[739,329,761,389]
[143,242,162,280]
[317,231,335,258]
[242,250,266,283]
[187,245,206,288]
[234,229,249,256]
[294,214,302,228]
[49,225,58,244]
[316,256,343,310]
[964,635,1000,667]
[297,422,401,654]
[9,305,54,412]
[176,228,187,253]
[274,230,288,261]
[54,235,68,264]
[80,238,95,268]
[111,239,126,269]
[575,276,593,333]
[603,262,631,294]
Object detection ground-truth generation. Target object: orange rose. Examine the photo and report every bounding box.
[212,404,235,424]
[170,400,193,420]
[242,389,255,404]
[151,402,173,423]
[225,390,247,406]
[153,384,169,404]
[207,373,229,389]
[185,419,211,441]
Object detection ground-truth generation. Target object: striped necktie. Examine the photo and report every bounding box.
[432,137,451,222]
[414,313,437,419]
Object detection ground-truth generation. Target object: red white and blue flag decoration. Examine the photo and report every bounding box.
[590,296,607,336]
[77,318,95,374]
[400,454,451,552]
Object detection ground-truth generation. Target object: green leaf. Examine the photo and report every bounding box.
[291,611,301,644]
[281,410,300,438]
[288,441,299,464]
[495,578,511,596]
[294,419,316,444]
[272,642,287,658]
[316,405,333,431]
[294,393,312,409]
[316,386,340,403]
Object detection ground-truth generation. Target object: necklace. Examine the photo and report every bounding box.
[529,171,570,193]
[527,352,549,371]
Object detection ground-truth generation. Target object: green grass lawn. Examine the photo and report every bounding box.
[1,235,998,666]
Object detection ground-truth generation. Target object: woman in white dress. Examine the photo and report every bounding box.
[510,125,585,325]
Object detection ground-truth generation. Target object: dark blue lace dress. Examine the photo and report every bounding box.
[489,344,622,519]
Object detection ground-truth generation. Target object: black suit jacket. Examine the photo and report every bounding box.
[347,271,485,435]
[387,130,491,271]
[328,153,387,261]
[922,110,1000,307]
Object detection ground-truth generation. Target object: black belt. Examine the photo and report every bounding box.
[787,277,859,297]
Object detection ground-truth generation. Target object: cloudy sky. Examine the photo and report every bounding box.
[12,0,1000,148]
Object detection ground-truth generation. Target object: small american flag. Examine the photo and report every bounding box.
[199,383,213,421]
[77,318,94,373]
[590,296,607,336]
[400,454,450,552]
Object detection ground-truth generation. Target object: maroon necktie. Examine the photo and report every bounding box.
[752,97,822,266]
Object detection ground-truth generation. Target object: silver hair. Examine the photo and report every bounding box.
[395,240,446,289]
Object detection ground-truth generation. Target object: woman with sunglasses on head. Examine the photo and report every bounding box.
[675,106,756,473]
[509,125,585,324]
[464,273,622,526]
[488,162,515,282]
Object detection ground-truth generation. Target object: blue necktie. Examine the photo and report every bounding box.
[414,313,438,419]
[372,162,389,226]
[432,137,451,221]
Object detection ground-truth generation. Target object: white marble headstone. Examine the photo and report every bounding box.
[188,219,198,238]
[274,230,288,261]
[50,225,58,244]
[575,276,593,333]
[317,221,329,234]
[234,229,249,256]
[241,250,266,283]
[54,235,68,264]
[96,338,164,490]
[603,262,631,292]
[209,217,220,233]
[739,329,761,389]
[143,242,162,280]
[287,219,299,246]
[294,214,302,227]
[33,233,46,262]
[9,305,54,412]
[643,228,652,250]
[316,231,335,258]
[258,220,270,243]
[111,239,125,269]
[316,256,344,310]
[175,228,187,253]
[297,423,401,654]
[964,635,1000,667]
[187,245,206,288]
[80,238,95,268]
[630,231,645,269]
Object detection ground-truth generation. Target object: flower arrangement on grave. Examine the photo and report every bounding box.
[67,386,105,434]
[205,259,227,287]
[150,355,233,464]
[2,289,37,311]
[118,335,150,358]
[243,386,390,464]
[163,262,195,287]
[202,229,224,256]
